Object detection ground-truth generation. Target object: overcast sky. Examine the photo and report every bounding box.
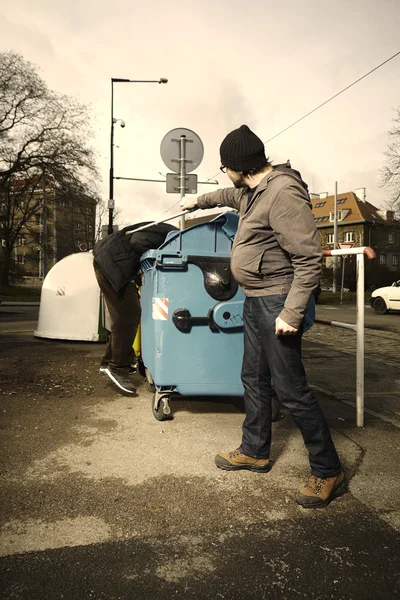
[1,0,399,225]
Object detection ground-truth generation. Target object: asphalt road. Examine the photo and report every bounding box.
[0,305,39,333]
[1,303,399,599]
[316,303,400,332]
[1,327,399,599]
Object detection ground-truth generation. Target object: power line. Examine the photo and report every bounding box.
[158,198,182,218]
[265,50,400,143]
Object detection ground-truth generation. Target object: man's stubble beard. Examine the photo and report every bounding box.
[232,173,248,189]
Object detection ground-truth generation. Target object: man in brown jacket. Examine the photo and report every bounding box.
[181,125,346,508]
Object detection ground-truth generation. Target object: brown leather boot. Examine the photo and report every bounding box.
[296,471,347,508]
[215,449,271,472]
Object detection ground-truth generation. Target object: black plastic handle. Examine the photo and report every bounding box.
[172,308,218,333]
[155,261,187,270]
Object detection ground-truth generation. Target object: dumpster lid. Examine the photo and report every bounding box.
[156,210,239,249]
[209,211,239,242]
[140,210,240,268]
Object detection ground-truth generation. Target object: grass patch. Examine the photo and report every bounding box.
[0,285,41,302]
[317,292,372,305]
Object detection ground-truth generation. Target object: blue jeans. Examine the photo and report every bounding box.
[240,295,341,479]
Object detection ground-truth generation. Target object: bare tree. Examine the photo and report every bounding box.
[0,51,100,284]
[380,106,400,216]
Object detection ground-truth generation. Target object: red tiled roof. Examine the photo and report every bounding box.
[311,192,386,225]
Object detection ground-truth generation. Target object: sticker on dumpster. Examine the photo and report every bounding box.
[152,297,169,320]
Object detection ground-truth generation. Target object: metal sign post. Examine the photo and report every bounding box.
[340,256,346,304]
[333,181,339,291]
[178,135,188,230]
[338,242,354,303]
[320,246,376,428]
[160,127,204,230]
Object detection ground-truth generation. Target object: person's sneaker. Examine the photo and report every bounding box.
[296,471,347,508]
[100,363,136,374]
[215,449,271,473]
[100,367,136,394]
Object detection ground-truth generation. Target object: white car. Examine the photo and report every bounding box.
[370,280,400,314]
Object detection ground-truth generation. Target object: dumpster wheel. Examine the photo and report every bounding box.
[152,393,173,421]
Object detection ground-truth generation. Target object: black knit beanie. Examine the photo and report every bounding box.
[220,125,267,172]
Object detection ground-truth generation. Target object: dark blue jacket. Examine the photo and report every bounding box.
[93,222,177,291]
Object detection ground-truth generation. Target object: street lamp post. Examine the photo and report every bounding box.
[108,77,168,235]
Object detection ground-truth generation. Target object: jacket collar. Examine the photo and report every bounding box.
[253,166,306,195]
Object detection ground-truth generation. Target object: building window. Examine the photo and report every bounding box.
[379,253,387,265]
[35,214,41,225]
[315,202,326,208]
[344,231,354,243]
[327,233,334,244]
[337,198,347,204]
[330,211,343,222]
[393,255,399,267]
[16,255,25,264]
[17,236,25,246]
[75,221,82,233]
[388,233,395,244]
[1,239,6,247]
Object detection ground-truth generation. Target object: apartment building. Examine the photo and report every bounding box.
[0,177,97,284]
[311,187,400,273]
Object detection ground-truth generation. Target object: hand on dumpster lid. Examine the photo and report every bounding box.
[180,198,199,210]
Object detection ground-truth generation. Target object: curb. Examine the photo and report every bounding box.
[0,302,40,306]
[311,384,400,429]
[363,323,400,334]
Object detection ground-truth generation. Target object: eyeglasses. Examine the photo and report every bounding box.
[220,165,227,173]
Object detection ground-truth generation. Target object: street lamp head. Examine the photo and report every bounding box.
[159,78,168,84]
[113,118,126,128]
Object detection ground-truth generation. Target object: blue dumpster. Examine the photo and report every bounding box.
[140,212,246,419]
[140,211,315,420]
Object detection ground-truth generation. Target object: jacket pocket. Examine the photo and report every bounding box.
[242,250,266,279]
[256,249,274,278]
[258,247,292,277]
[256,249,267,275]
